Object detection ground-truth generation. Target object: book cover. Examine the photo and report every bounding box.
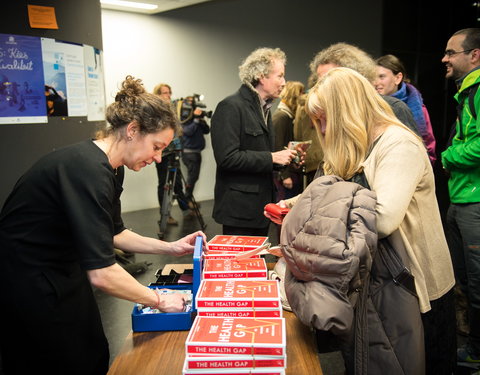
[185,355,286,370]
[203,250,260,260]
[203,258,267,280]
[207,235,268,252]
[197,309,282,318]
[185,317,286,357]
[196,280,280,309]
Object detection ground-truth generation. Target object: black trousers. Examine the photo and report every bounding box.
[421,288,456,375]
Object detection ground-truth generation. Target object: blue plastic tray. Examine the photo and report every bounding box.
[131,236,203,332]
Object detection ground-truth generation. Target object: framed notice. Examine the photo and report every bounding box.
[0,33,47,124]
[83,45,106,121]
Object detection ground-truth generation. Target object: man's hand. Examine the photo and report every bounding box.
[272,149,296,165]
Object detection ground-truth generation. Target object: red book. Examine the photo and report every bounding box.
[203,251,260,260]
[197,309,282,318]
[196,280,280,309]
[207,235,268,252]
[183,361,285,374]
[185,354,286,370]
[185,317,286,357]
[203,258,267,280]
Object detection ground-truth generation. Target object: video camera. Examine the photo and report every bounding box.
[177,94,212,123]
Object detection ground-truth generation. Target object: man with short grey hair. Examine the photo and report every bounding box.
[211,47,296,236]
[309,42,418,133]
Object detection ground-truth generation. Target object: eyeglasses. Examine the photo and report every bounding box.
[444,48,475,57]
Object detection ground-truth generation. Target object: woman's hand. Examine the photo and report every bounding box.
[169,230,207,256]
[264,200,288,225]
[282,177,293,189]
[156,289,188,313]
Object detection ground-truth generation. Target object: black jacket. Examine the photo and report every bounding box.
[211,84,276,228]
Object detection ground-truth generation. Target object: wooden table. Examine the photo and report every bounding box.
[108,311,323,375]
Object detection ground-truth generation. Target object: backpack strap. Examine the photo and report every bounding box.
[469,81,479,120]
[456,81,480,140]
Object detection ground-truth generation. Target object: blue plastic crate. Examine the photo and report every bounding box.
[131,236,203,332]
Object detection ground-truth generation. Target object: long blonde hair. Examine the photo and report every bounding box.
[306,67,416,180]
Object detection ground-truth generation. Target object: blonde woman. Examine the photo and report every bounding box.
[273,81,305,200]
[285,67,455,374]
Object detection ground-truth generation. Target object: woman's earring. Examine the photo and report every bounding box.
[127,136,132,141]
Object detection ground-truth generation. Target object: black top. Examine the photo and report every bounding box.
[0,140,124,272]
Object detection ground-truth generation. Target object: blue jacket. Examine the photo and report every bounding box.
[181,118,209,151]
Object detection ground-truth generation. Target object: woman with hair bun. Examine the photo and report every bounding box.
[0,76,207,375]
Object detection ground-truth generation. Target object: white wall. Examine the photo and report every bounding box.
[101,0,383,213]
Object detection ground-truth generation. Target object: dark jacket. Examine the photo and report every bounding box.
[382,95,419,134]
[281,175,425,375]
[211,84,275,228]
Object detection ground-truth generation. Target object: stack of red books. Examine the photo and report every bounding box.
[195,280,282,318]
[205,235,268,259]
[182,316,286,375]
[203,258,268,280]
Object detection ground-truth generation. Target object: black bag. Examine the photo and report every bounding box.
[348,171,425,375]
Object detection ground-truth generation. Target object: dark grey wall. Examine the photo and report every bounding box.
[158,0,384,86]
[0,0,103,207]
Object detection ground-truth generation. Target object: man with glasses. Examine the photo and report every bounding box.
[441,27,480,366]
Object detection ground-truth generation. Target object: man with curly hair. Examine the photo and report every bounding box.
[211,47,297,236]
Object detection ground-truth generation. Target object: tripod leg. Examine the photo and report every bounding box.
[178,168,206,230]
[189,193,206,230]
[158,169,176,238]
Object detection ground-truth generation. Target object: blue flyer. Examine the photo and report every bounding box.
[0,33,47,124]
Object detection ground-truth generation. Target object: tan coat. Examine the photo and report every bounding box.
[285,125,454,312]
[364,125,454,312]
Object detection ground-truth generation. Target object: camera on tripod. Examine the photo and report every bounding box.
[177,94,212,123]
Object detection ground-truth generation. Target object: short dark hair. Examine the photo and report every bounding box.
[454,28,480,50]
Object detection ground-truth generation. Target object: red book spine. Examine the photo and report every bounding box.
[203,271,267,279]
[187,357,286,369]
[207,245,257,251]
[186,345,284,356]
[197,300,279,308]
[197,310,282,318]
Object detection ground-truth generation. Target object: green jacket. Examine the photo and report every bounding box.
[441,68,480,203]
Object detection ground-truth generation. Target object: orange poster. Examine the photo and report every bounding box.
[28,5,59,29]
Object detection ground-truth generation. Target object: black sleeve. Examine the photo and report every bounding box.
[211,99,273,173]
[57,161,120,270]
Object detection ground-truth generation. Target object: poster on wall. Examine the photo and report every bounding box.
[41,38,88,117]
[0,33,48,124]
[83,45,106,121]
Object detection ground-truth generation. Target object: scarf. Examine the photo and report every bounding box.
[392,82,427,136]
